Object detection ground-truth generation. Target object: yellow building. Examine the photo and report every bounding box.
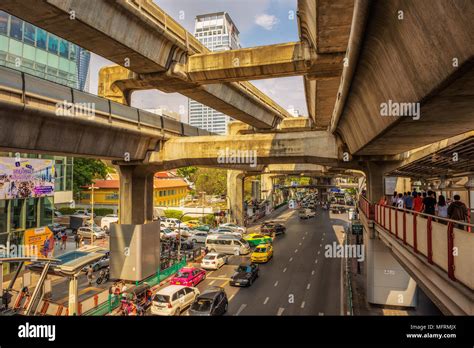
[80,173,189,207]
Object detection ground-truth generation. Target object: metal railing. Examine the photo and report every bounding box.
[359,197,473,290]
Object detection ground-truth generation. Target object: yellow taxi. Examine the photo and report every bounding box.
[186,220,201,228]
[250,243,273,263]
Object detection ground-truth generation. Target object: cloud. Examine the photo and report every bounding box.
[255,14,279,30]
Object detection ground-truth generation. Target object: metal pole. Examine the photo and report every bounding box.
[90,184,95,246]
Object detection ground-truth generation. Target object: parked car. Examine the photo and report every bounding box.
[298,208,316,219]
[188,287,228,316]
[100,214,119,232]
[260,222,286,236]
[189,231,208,244]
[77,226,106,239]
[244,233,273,247]
[195,225,210,232]
[169,267,206,287]
[186,220,201,229]
[230,263,259,287]
[218,223,246,234]
[150,285,200,316]
[213,227,242,237]
[179,238,195,250]
[161,218,181,228]
[49,223,66,235]
[250,243,273,263]
[200,252,227,270]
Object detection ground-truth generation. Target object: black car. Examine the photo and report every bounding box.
[188,287,228,316]
[230,263,259,287]
[260,221,286,236]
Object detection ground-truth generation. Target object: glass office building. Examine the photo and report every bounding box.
[0,10,90,89]
[0,11,85,272]
[188,12,241,135]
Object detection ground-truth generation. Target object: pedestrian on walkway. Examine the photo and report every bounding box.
[404,192,413,210]
[448,195,468,229]
[86,265,94,285]
[413,192,423,212]
[74,233,80,248]
[435,195,448,219]
[61,232,68,250]
[422,190,437,216]
[396,193,404,209]
[391,191,398,207]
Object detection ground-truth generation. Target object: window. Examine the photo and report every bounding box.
[10,199,24,231]
[36,28,47,49]
[9,17,23,41]
[23,23,35,45]
[0,11,9,35]
[39,197,53,227]
[59,40,69,58]
[25,198,38,229]
[47,34,58,54]
[0,200,8,235]
[105,193,119,200]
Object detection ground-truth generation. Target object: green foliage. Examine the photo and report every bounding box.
[164,209,184,219]
[345,188,357,196]
[176,166,198,181]
[193,168,227,196]
[73,158,109,199]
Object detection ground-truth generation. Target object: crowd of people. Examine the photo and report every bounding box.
[378,189,470,227]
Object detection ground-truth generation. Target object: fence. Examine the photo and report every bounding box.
[360,198,473,291]
[84,258,187,316]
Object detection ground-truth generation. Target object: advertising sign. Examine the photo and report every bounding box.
[24,226,55,259]
[0,157,54,200]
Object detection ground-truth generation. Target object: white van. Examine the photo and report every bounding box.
[205,234,250,256]
[150,285,200,316]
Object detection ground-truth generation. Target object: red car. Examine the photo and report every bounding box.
[169,267,206,287]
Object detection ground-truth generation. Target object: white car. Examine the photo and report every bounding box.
[213,227,242,237]
[200,252,227,270]
[219,223,246,234]
[100,214,119,232]
[160,218,181,228]
[298,208,316,219]
[189,231,208,244]
[150,285,200,316]
[77,226,106,239]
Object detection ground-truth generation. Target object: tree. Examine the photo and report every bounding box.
[73,158,109,200]
[176,166,198,181]
[193,168,227,196]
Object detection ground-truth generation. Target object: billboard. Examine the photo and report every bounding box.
[23,226,55,259]
[0,157,54,200]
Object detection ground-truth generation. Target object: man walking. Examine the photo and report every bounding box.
[86,265,94,286]
[448,195,469,229]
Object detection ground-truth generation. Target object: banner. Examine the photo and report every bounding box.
[0,157,54,200]
[23,226,55,259]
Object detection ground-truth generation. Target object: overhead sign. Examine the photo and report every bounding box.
[351,222,363,235]
[0,157,55,200]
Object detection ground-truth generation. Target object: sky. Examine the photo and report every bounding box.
[88,0,307,120]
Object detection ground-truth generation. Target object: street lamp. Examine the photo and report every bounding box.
[87,183,96,246]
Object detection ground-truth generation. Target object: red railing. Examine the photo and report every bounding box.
[358,195,374,220]
[371,204,473,289]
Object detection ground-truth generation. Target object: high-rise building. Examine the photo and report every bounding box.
[0,10,91,90]
[188,12,241,135]
[0,11,90,272]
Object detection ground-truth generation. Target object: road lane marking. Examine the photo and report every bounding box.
[299,242,302,246]
[314,259,318,264]
[317,251,320,255]
[228,294,235,302]
[283,267,287,273]
[311,270,315,275]
[307,283,311,290]
[305,232,308,235]
[301,301,305,309]
[289,257,293,262]
[263,297,270,305]
[209,280,216,285]
[274,281,279,287]
[277,308,285,316]
[320,244,322,247]
[319,312,324,316]
[207,277,232,281]
[235,304,247,316]
[294,249,298,253]
[302,236,305,240]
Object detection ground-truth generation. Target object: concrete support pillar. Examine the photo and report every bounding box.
[227,170,245,226]
[261,173,274,207]
[363,162,387,203]
[364,231,417,308]
[118,165,156,225]
[68,275,78,316]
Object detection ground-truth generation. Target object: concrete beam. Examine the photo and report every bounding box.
[147,131,339,169]
[187,42,343,83]
[336,1,474,155]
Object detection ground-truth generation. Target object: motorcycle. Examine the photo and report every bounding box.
[96,267,110,285]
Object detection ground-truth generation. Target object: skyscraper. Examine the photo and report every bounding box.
[189,12,241,135]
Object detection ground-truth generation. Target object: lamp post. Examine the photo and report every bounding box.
[88,183,96,246]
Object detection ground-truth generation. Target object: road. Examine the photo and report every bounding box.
[188,207,348,315]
